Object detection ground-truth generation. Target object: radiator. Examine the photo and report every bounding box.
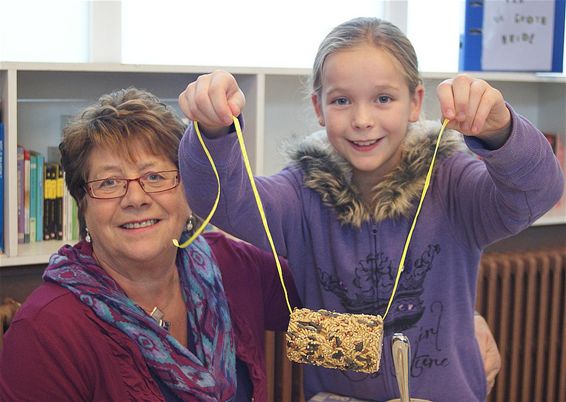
[477,247,566,402]
[265,247,566,402]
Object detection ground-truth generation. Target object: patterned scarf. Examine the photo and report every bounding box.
[43,234,236,401]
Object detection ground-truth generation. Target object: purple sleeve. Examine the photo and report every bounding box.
[439,105,564,247]
[179,119,305,256]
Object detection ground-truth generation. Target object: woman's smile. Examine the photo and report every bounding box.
[119,218,160,230]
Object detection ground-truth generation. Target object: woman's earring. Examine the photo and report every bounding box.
[186,216,194,233]
[85,228,91,243]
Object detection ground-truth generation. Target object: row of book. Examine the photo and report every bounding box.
[17,145,79,246]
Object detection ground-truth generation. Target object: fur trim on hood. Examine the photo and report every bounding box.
[286,121,466,227]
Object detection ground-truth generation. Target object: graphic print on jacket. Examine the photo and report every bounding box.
[318,232,446,381]
[318,229,440,336]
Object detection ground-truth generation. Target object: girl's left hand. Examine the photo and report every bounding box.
[474,313,501,395]
[437,74,511,148]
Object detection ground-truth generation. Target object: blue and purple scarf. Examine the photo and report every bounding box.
[43,234,236,401]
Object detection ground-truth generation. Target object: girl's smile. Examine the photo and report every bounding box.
[349,137,383,152]
[312,43,423,190]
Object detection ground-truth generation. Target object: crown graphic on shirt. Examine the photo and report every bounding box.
[319,244,440,316]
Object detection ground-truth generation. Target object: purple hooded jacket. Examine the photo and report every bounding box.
[179,106,563,402]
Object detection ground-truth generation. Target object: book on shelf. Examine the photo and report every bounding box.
[29,152,38,243]
[544,132,565,208]
[44,163,58,241]
[23,148,30,243]
[56,164,64,240]
[36,152,45,242]
[71,196,79,240]
[544,132,564,157]
[17,146,25,244]
[62,175,79,241]
[11,145,79,247]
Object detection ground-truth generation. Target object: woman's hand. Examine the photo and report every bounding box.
[437,74,511,149]
[178,70,246,137]
[474,313,502,395]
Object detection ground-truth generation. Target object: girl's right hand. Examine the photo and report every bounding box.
[436,74,511,149]
[178,70,246,137]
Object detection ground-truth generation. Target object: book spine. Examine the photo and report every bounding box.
[71,197,79,240]
[63,174,69,241]
[45,163,57,240]
[36,154,45,242]
[43,163,51,241]
[17,146,24,244]
[23,148,30,243]
[29,153,38,244]
[543,132,565,209]
[55,164,64,240]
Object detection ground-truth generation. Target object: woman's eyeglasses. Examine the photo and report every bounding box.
[85,170,180,199]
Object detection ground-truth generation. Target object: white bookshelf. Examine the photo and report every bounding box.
[1,62,565,267]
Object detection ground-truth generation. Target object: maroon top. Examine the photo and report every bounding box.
[0,231,301,401]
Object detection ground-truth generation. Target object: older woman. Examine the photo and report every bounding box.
[0,88,300,401]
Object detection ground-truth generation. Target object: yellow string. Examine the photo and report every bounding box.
[173,117,293,313]
[231,116,293,314]
[382,118,449,319]
[172,121,221,249]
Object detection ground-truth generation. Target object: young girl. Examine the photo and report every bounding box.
[178,17,563,402]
